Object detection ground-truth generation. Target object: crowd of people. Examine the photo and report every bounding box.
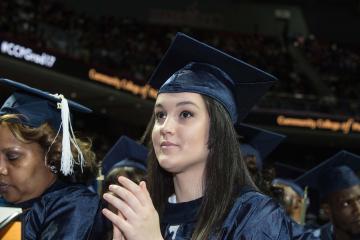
[1,29,360,239]
[2,0,360,117]
[294,34,360,101]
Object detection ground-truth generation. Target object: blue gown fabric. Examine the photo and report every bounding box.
[161,187,318,240]
[12,180,102,240]
[319,223,333,240]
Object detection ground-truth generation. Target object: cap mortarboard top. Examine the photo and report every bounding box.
[238,123,285,170]
[0,78,91,130]
[148,32,277,125]
[102,136,148,175]
[296,150,360,200]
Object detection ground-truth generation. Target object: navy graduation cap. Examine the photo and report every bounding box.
[0,78,91,130]
[148,32,277,125]
[102,135,148,176]
[0,78,92,176]
[296,150,360,200]
[272,178,305,198]
[237,123,286,170]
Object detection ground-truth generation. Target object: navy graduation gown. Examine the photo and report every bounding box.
[14,180,102,240]
[161,188,318,240]
[319,223,333,240]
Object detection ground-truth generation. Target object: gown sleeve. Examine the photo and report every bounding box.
[22,185,101,240]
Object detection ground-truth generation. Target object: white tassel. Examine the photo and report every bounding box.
[56,95,84,176]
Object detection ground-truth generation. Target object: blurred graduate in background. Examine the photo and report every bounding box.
[237,123,285,195]
[271,178,308,225]
[296,151,360,240]
[95,135,148,239]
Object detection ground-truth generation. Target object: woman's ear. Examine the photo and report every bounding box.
[44,155,58,174]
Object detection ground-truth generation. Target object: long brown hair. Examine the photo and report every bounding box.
[0,114,97,183]
[142,95,256,239]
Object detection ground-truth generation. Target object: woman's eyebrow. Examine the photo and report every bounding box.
[154,101,200,109]
[176,101,200,109]
[154,103,164,108]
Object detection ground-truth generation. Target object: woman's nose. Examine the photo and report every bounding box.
[160,116,176,136]
[0,157,8,175]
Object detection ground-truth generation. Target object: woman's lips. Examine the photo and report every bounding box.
[160,141,178,149]
[0,182,9,193]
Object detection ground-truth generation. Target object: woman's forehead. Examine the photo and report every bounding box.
[0,124,28,149]
[155,92,205,106]
[0,123,16,141]
[155,93,207,112]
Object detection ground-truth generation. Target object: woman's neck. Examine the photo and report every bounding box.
[172,164,205,203]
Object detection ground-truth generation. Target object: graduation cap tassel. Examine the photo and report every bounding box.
[58,95,85,175]
[69,116,85,172]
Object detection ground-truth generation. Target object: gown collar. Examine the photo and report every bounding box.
[14,179,67,209]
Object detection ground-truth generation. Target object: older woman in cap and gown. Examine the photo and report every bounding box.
[0,79,102,239]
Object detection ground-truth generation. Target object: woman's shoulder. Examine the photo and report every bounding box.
[218,190,292,239]
[239,189,276,206]
[41,181,100,207]
[22,181,102,239]
[231,189,282,219]
[223,188,286,228]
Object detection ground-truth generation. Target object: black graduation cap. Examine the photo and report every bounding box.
[296,150,360,200]
[237,123,286,170]
[0,78,92,176]
[102,135,148,176]
[148,32,277,125]
[0,78,92,130]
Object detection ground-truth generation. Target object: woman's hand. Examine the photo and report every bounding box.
[102,176,163,240]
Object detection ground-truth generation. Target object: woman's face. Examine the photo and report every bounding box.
[0,124,56,203]
[152,92,210,174]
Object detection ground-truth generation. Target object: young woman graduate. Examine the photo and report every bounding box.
[0,79,102,239]
[102,33,316,240]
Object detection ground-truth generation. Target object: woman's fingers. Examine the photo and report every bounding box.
[139,181,152,202]
[102,182,163,240]
[102,208,131,232]
[112,225,125,240]
[108,184,142,213]
[111,209,126,240]
[103,193,136,220]
[117,176,149,205]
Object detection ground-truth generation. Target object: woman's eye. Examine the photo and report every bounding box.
[342,201,350,207]
[7,153,20,161]
[155,111,166,120]
[180,111,193,118]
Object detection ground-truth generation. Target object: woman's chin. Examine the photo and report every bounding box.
[158,157,179,173]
